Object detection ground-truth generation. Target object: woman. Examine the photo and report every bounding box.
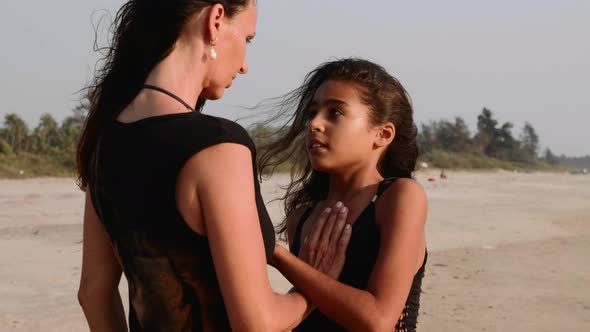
[261,58,428,331]
[76,1,349,331]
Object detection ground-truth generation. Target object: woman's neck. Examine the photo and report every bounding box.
[143,42,207,112]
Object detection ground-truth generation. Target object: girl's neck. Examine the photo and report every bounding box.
[324,170,383,206]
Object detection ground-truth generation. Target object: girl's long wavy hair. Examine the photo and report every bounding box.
[257,58,419,239]
[76,0,251,190]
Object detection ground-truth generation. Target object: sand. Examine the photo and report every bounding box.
[0,171,589,331]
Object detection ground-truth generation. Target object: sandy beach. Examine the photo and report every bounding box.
[1,171,589,331]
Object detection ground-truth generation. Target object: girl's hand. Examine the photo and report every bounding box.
[299,203,352,279]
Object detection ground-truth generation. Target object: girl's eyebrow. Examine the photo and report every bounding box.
[310,98,349,108]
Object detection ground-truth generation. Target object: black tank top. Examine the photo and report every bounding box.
[290,178,427,332]
[90,112,276,331]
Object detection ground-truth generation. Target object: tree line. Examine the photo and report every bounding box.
[0,105,581,176]
[0,103,87,172]
[417,108,560,166]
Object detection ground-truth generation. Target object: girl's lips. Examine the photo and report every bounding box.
[309,144,328,154]
[308,138,327,149]
[307,137,328,154]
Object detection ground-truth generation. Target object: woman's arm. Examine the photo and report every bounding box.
[185,142,314,331]
[78,191,128,332]
[273,179,427,332]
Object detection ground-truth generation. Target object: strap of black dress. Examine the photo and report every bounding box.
[373,177,399,202]
[142,84,196,112]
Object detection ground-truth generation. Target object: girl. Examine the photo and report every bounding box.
[262,58,428,331]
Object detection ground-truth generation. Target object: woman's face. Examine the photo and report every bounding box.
[305,80,381,173]
[201,3,257,100]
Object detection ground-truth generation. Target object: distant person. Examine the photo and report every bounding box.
[260,59,428,331]
[76,1,349,330]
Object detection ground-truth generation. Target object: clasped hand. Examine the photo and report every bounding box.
[298,202,351,279]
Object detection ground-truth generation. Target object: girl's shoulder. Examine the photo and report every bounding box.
[379,177,425,199]
[374,178,427,226]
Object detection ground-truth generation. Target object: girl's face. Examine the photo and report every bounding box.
[305,79,381,173]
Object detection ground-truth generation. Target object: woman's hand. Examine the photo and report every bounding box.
[299,202,352,279]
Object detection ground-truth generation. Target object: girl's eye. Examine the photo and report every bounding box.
[329,109,343,117]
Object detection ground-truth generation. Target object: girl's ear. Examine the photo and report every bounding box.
[374,122,395,149]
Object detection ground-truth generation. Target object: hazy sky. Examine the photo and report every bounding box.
[1,0,588,156]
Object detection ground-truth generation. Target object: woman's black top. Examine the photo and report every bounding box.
[90,112,276,331]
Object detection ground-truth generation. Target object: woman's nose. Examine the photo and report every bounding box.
[239,62,249,74]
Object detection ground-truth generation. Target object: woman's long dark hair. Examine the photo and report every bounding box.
[76,0,250,189]
[257,58,419,238]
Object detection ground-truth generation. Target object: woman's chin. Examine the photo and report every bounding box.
[200,88,225,101]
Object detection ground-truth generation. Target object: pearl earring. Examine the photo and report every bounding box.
[210,36,218,60]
